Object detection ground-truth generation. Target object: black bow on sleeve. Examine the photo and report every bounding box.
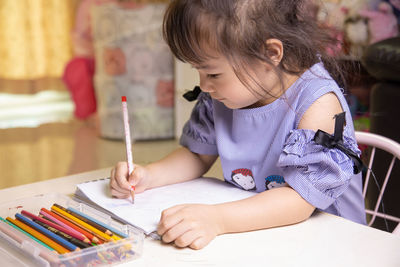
[182,86,201,102]
[313,112,364,174]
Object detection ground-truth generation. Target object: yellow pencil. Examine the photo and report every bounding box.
[7,217,70,254]
[111,234,122,241]
[51,206,114,242]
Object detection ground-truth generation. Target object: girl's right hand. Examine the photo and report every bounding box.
[109,161,152,199]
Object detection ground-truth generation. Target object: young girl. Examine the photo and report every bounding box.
[110,0,366,249]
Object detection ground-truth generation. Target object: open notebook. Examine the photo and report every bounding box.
[74,177,256,236]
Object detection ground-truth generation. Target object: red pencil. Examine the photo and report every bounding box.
[21,210,90,244]
[39,209,84,239]
[40,208,101,244]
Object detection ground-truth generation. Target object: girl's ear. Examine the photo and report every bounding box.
[265,39,283,65]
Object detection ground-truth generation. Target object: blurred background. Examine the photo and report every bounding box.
[0,0,399,190]
[0,0,210,189]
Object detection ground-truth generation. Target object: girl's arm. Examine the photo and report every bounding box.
[157,186,314,250]
[146,146,218,189]
[216,186,315,233]
[110,147,217,198]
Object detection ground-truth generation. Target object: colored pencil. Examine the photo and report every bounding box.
[57,205,122,241]
[68,207,128,239]
[22,210,91,244]
[38,214,91,244]
[6,217,70,254]
[34,219,91,249]
[54,204,113,236]
[0,216,55,251]
[121,96,136,203]
[51,205,114,242]
[39,209,87,240]
[15,213,79,252]
[41,208,101,244]
[0,219,60,263]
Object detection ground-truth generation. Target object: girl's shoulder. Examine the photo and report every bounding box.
[297,63,341,94]
[290,63,353,131]
[292,63,344,108]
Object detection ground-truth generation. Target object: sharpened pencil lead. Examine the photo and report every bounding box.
[130,187,135,204]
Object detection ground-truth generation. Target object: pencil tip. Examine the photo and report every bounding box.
[130,190,135,204]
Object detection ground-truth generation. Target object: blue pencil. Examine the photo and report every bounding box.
[68,207,128,238]
[0,216,55,251]
[15,213,79,251]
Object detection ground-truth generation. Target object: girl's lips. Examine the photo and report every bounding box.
[210,93,226,101]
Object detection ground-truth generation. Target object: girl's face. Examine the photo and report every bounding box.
[193,54,282,109]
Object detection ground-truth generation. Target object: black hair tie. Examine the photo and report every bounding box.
[313,112,364,174]
[182,86,201,102]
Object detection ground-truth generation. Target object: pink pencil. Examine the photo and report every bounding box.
[22,210,90,243]
[39,209,87,241]
[121,96,135,203]
[0,220,60,263]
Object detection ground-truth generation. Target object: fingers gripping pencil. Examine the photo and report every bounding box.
[121,96,136,203]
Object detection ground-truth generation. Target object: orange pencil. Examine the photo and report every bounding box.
[6,217,70,254]
[51,205,114,242]
[49,208,106,243]
[53,204,121,241]
[0,219,60,264]
[22,210,91,244]
[41,208,101,244]
[53,204,113,236]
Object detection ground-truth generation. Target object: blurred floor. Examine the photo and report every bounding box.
[0,118,223,189]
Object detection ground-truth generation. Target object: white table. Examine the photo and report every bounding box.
[1,168,399,267]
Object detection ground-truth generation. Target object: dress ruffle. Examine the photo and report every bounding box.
[180,92,218,155]
[277,129,361,209]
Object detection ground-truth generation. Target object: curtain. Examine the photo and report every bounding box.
[0,0,78,93]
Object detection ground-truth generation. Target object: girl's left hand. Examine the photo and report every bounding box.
[157,204,224,250]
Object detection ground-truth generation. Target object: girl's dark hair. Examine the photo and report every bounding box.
[163,0,345,97]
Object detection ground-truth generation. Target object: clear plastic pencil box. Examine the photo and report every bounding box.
[0,193,144,267]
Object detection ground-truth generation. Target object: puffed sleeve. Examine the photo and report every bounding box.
[277,129,361,209]
[179,92,218,155]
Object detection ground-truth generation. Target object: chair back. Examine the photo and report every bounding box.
[355,131,400,235]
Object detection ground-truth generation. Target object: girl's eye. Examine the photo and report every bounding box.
[207,73,220,79]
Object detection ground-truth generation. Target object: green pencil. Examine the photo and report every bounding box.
[0,216,55,251]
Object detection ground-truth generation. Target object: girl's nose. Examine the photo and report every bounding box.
[199,76,213,93]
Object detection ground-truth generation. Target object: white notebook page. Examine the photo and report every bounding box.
[75,177,256,235]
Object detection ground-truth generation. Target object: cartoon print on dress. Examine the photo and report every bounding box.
[265,175,287,190]
[231,168,256,191]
